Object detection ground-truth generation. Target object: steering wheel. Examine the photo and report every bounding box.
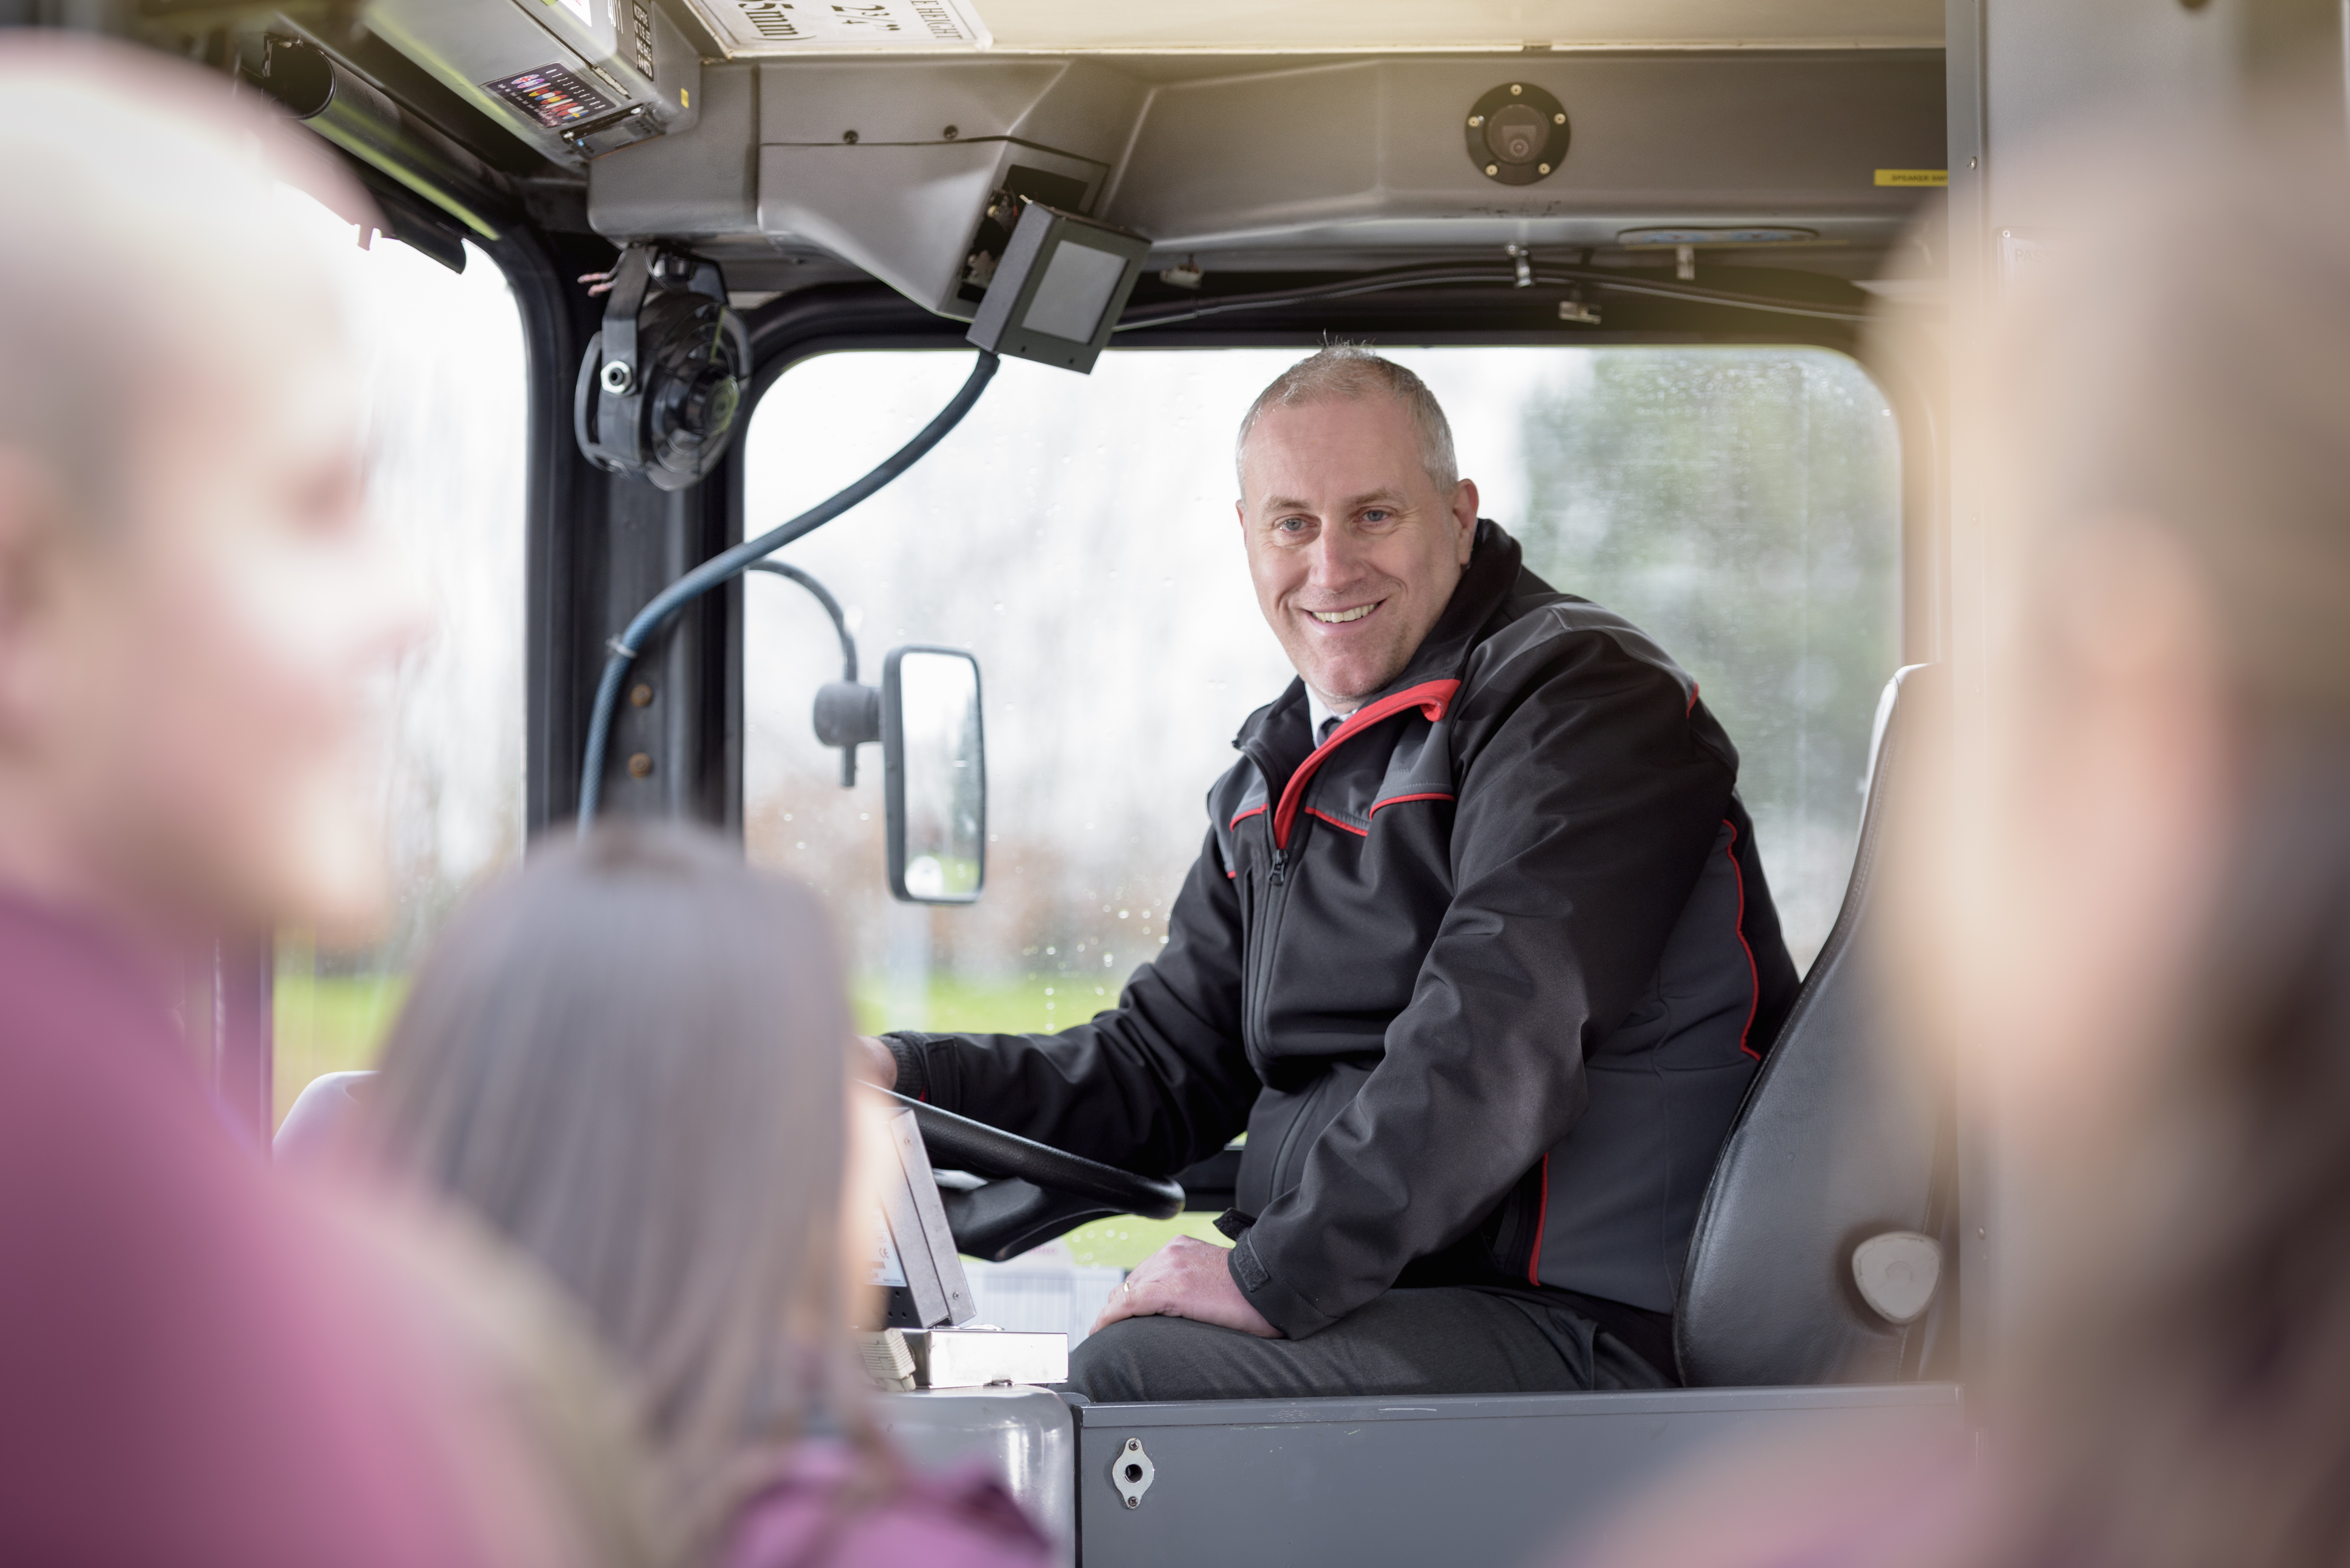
[880,1090,1185,1262]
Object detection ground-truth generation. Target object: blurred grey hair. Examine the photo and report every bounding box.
[1235,343,1461,496]
[369,823,882,1562]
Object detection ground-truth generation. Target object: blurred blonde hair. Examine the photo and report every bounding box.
[370,824,889,1562]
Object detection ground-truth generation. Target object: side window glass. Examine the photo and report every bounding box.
[272,212,528,1126]
[1516,348,1901,966]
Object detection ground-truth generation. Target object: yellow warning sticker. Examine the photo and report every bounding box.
[1875,169,1949,187]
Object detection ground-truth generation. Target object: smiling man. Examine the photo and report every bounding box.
[875,345,1797,1401]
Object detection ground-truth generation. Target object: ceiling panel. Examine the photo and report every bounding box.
[680,0,1943,58]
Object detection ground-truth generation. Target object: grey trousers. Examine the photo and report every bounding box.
[1063,1285,1673,1405]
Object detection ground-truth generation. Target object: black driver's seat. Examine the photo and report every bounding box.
[1675,661,1954,1387]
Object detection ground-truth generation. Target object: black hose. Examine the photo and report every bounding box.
[746,560,862,787]
[746,560,858,683]
[576,350,1000,832]
[1114,261,1871,329]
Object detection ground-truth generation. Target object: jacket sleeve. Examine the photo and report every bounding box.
[884,825,1260,1177]
[1228,632,1734,1337]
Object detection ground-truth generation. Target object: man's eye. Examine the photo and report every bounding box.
[1361,509,1392,524]
[1275,516,1312,533]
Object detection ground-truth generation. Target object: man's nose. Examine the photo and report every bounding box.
[1303,526,1371,590]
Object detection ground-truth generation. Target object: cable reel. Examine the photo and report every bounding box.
[573,244,750,491]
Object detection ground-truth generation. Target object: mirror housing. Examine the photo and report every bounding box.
[883,646,985,904]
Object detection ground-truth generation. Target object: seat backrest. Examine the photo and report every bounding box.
[1675,662,1952,1388]
[273,1068,379,1168]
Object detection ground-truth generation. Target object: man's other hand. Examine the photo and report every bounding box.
[1092,1235,1282,1339]
[856,1035,897,1089]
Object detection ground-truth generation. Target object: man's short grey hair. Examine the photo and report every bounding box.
[1235,344,1460,496]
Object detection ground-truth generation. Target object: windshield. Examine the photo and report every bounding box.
[743,344,1899,1049]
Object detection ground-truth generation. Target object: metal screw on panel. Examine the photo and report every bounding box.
[942,124,958,138]
[1553,111,1565,123]
[1485,163,1498,175]
[600,361,633,394]
[628,752,655,779]
[1509,82,1522,94]
[1468,113,1483,126]
[629,683,654,708]
[1538,162,1550,174]
[842,128,859,143]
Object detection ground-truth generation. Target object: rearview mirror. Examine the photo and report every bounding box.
[883,646,985,904]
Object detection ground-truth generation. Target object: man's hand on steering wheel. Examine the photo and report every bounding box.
[1092,1235,1282,1340]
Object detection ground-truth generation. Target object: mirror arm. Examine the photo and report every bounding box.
[747,561,866,786]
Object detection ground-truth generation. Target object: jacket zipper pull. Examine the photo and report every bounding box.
[1269,847,1287,886]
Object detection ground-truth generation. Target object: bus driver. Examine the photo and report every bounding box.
[866,346,1797,1403]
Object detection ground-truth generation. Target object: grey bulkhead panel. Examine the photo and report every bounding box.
[1074,1383,1965,1568]
[588,50,1943,311]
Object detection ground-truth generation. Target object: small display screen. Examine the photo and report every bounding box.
[1023,238,1128,344]
[484,64,616,128]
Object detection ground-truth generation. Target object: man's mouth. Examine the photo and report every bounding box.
[1306,602,1380,625]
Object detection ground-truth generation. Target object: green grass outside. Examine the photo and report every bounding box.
[273,971,407,1131]
[274,968,1215,1271]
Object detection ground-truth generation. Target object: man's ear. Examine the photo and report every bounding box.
[1450,478,1480,562]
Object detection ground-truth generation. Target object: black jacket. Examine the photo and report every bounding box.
[889,522,1797,1338]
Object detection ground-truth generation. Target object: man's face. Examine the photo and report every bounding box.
[23,328,422,941]
[1237,394,1477,711]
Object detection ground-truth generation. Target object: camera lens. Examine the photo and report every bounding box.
[1484,104,1547,164]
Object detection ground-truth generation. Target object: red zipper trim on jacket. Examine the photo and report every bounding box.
[1526,1151,1551,1285]
[1726,818,1762,1061]
[1367,790,1455,817]
[1270,679,1461,850]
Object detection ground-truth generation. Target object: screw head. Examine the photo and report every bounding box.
[943,124,958,138]
[1509,82,1522,94]
[1553,111,1565,123]
[627,752,655,779]
[842,128,859,144]
[1467,113,1483,126]
[599,361,633,394]
[1538,162,1551,174]
[629,682,654,708]
[1484,164,1498,176]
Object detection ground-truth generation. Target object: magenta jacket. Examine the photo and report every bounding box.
[721,1442,1051,1568]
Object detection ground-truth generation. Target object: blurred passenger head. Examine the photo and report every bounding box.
[0,37,415,946]
[1927,116,2350,1568]
[368,822,885,1557]
[1235,345,1479,709]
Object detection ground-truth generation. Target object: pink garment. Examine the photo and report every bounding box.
[721,1442,1053,1568]
[0,896,494,1566]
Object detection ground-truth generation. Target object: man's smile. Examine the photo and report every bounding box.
[1305,601,1383,625]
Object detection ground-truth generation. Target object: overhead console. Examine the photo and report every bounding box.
[582,49,1945,312]
[275,0,1945,315]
